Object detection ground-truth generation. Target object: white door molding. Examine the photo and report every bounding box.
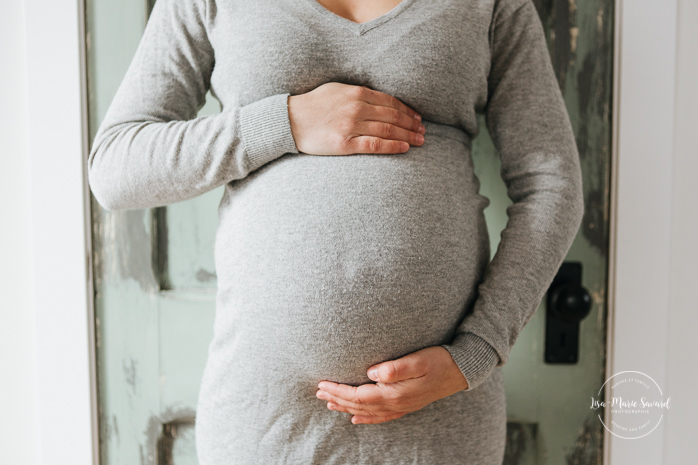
[24,0,97,463]
[606,0,676,463]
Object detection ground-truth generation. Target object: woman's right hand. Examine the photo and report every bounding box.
[287,82,426,156]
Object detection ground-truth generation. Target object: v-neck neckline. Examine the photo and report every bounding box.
[302,0,418,36]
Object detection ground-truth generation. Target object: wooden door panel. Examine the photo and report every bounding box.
[159,295,216,410]
[87,0,613,463]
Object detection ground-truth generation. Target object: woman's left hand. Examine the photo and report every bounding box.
[315,346,468,425]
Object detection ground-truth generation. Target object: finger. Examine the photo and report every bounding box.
[367,358,427,384]
[347,135,409,154]
[317,389,373,411]
[352,412,407,425]
[357,121,425,147]
[356,86,421,122]
[318,390,394,414]
[317,381,386,406]
[327,401,395,417]
[362,101,424,134]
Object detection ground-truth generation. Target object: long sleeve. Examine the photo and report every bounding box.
[87,0,299,211]
[440,0,585,391]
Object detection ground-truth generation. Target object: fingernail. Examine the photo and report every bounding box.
[368,368,379,381]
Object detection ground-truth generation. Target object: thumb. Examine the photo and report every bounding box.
[367,358,416,383]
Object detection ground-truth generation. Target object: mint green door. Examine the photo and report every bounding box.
[86,0,613,463]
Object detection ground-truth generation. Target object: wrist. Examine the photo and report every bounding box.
[287,94,302,153]
[440,332,500,392]
[239,93,299,171]
[438,346,470,392]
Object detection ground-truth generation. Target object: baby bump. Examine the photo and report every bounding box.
[212,121,491,387]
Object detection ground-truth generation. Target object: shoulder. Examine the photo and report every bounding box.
[491,0,533,25]
[487,0,541,48]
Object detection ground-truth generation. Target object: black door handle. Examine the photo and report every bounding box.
[549,282,592,324]
[544,262,592,364]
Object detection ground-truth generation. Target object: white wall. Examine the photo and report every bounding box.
[664,0,698,462]
[0,0,41,464]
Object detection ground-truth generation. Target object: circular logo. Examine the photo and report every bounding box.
[590,370,671,439]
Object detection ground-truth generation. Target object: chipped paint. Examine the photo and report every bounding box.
[139,444,147,465]
[553,0,574,90]
[504,422,539,464]
[595,288,606,330]
[196,268,217,283]
[142,414,162,465]
[570,26,579,54]
[569,0,578,14]
[93,207,157,292]
[151,191,221,290]
[112,415,119,445]
[123,357,138,392]
[150,407,197,465]
[574,0,614,255]
[569,2,579,64]
[589,285,605,306]
[564,413,604,464]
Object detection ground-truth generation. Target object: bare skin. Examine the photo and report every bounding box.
[287,82,425,156]
[313,0,405,24]
[287,80,471,424]
[316,346,469,425]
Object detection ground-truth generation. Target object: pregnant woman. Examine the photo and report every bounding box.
[87,0,584,463]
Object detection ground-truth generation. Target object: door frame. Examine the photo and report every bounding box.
[25,0,97,463]
[24,0,674,463]
[605,0,677,463]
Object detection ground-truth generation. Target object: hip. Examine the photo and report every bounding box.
[195,361,506,465]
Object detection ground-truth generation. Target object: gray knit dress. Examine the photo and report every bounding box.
[87,0,584,463]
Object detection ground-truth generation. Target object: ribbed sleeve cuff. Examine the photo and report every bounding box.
[239,93,299,173]
[440,332,501,392]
